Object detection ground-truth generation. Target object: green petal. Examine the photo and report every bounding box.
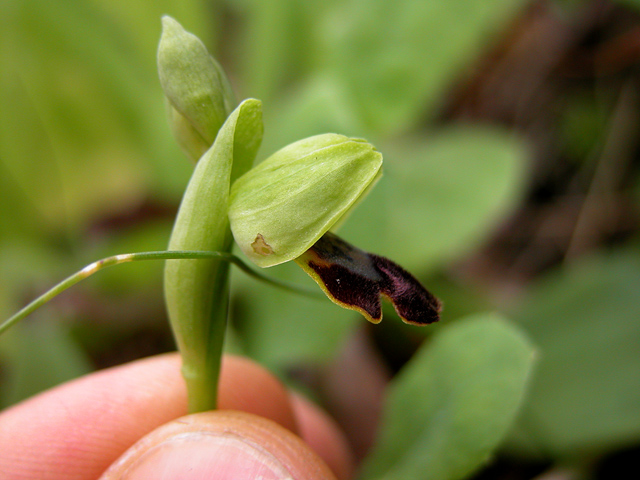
[228,134,382,267]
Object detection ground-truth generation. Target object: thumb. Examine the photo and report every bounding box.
[100,410,338,480]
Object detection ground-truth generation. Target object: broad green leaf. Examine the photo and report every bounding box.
[359,314,535,480]
[326,0,530,135]
[506,248,640,458]
[340,126,527,271]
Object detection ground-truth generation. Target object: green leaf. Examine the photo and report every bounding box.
[229,134,382,268]
[359,314,535,480]
[340,126,527,271]
[326,0,530,135]
[506,248,640,458]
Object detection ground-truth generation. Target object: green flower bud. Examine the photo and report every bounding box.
[167,104,210,162]
[228,133,382,268]
[158,16,235,151]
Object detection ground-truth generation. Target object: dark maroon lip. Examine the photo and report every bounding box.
[299,232,441,325]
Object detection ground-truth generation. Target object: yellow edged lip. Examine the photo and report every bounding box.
[296,232,441,326]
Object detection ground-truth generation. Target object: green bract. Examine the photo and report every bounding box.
[164,98,263,412]
[228,134,382,268]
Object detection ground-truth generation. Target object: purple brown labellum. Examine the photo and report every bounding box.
[295,232,441,325]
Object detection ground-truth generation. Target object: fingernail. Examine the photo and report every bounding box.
[121,431,293,480]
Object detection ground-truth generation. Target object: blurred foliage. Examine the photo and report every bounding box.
[2,0,640,479]
[506,248,640,459]
[0,319,93,409]
[359,314,535,480]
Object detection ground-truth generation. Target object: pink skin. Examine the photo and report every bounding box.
[0,353,354,480]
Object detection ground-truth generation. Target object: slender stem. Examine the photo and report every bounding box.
[0,250,321,336]
[179,255,231,413]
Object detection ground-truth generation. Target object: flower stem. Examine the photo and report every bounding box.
[178,253,230,412]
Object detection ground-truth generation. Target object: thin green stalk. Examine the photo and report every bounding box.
[179,253,231,413]
[0,250,321,337]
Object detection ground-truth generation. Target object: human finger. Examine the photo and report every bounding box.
[0,354,297,480]
[100,410,338,480]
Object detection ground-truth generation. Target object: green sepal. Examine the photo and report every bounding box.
[228,134,382,268]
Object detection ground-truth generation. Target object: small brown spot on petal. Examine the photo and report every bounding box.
[251,233,273,256]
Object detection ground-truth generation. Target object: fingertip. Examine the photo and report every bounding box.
[0,354,298,480]
[101,410,337,480]
[219,356,298,433]
[0,354,351,480]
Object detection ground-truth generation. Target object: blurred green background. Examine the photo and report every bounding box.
[2,0,640,478]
